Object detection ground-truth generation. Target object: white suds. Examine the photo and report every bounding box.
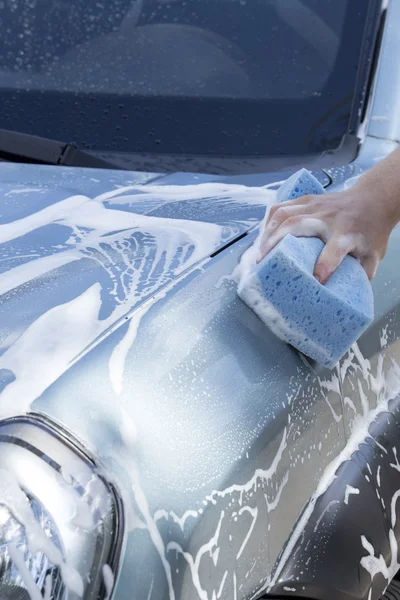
[268,351,400,590]
[8,543,43,600]
[0,182,277,408]
[344,485,360,505]
[109,303,150,395]
[0,284,103,415]
[0,468,83,596]
[380,326,389,348]
[377,465,381,488]
[360,529,400,584]
[102,564,114,600]
[0,252,81,296]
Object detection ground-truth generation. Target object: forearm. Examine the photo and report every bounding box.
[353,146,400,227]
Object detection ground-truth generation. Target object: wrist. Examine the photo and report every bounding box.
[353,179,400,231]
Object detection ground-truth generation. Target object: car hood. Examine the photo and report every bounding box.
[1,163,341,600]
[2,158,400,600]
[0,163,281,412]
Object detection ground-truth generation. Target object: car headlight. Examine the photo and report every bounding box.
[0,415,122,599]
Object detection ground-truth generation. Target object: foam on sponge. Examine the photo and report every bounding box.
[237,169,374,368]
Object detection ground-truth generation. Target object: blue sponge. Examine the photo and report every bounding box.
[238,169,374,368]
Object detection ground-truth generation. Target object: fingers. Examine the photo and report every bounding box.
[361,252,380,280]
[265,194,316,228]
[258,188,384,283]
[313,236,354,284]
[258,217,329,263]
[265,200,296,227]
[264,204,311,238]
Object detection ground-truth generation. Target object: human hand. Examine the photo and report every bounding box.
[257,187,395,284]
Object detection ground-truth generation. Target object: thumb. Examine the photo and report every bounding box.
[314,236,352,284]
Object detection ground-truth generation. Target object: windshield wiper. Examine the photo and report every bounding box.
[0,129,122,170]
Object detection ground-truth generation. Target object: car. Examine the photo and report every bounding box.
[1,0,400,599]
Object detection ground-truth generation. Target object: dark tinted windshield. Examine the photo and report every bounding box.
[0,0,382,173]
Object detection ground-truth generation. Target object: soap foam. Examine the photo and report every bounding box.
[0,180,276,410]
[102,564,114,600]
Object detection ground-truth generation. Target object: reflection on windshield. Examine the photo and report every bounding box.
[1,0,346,99]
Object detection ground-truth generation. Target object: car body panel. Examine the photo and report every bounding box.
[1,133,400,600]
[0,164,282,406]
[31,226,346,600]
[0,163,331,413]
[271,394,400,600]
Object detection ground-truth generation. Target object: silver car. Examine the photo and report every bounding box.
[0,1,400,599]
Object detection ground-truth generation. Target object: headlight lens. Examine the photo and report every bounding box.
[0,415,122,599]
[0,494,64,599]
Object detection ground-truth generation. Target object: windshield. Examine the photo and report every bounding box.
[0,0,382,173]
